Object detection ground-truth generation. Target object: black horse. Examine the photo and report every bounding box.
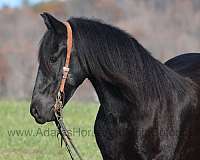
[165,53,200,85]
[30,13,200,160]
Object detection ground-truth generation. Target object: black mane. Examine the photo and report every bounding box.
[68,18,196,105]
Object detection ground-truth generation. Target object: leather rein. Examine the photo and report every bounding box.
[54,21,83,160]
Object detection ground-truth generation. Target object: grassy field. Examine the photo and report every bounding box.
[0,101,101,160]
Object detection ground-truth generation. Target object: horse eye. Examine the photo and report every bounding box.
[49,56,57,63]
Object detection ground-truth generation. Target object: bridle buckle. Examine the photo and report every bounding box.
[62,67,70,79]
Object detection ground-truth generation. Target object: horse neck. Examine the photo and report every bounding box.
[89,77,132,109]
[71,19,191,106]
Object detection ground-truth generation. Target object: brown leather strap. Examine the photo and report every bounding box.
[59,21,73,93]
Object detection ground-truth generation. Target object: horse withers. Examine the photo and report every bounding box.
[165,53,200,84]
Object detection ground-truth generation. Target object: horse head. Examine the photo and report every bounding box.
[30,13,86,124]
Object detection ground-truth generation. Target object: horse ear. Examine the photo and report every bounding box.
[40,12,66,34]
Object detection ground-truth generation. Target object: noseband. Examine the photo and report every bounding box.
[54,21,83,160]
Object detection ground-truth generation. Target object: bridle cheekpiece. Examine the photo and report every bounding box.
[53,21,83,160]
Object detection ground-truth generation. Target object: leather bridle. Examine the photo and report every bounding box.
[54,21,83,160]
[59,22,72,94]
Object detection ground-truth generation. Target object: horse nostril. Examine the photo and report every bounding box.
[30,105,39,118]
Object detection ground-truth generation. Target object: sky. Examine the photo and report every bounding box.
[0,0,43,8]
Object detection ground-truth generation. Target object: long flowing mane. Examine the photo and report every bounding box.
[68,18,196,105]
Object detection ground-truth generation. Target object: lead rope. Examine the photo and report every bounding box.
[54,92,83,160]
[53,21,83,160]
